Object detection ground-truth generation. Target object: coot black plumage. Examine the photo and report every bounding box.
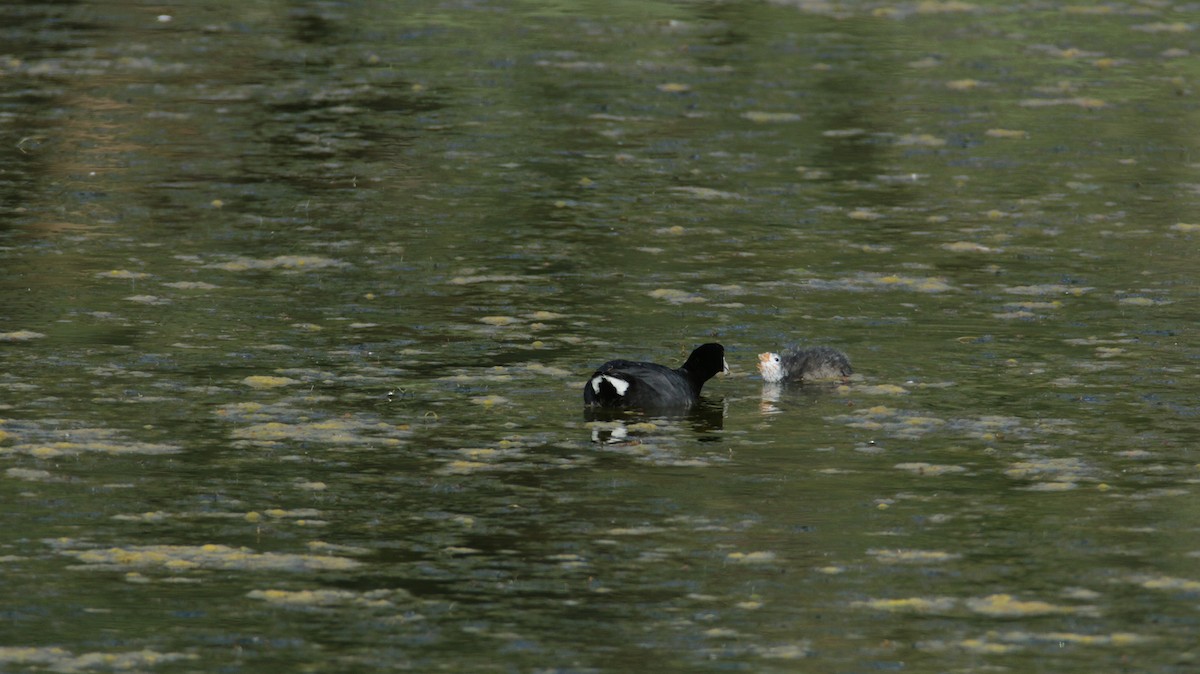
[758,346,852,383]
[584,343,728,409]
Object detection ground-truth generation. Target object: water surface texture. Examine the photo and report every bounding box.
[2,1,1199,672]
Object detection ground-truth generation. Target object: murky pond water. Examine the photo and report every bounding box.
[2,1,1199,671]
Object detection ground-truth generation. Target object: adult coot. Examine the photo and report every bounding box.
[758,346,852,384]
[584,343,728,409]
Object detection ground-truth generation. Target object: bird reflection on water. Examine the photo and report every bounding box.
[584,397,726,444]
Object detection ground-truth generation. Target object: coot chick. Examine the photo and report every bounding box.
[758,346,852,384]
[584,343,728,409]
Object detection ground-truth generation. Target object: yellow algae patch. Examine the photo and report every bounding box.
[1117,297,1169,306]
[247,588,406,607]
[1019,97,1107,109]
[869,548,962,563]
[264,508,321,519]
[964,593,1080,617]
[726,551,777,564]
[1170,222,1200,233]
[1133,22,1193,33]
[942,241,998,253]
[5,467,53,481]
[447,274,528,285]
[856,384,908,395]
[1023,481,1077,492]
[657,82,691,93]
[0,647,194,670]
[648,288,705,304]
[986,128,1028,139]
[916,1,977,12]
[241,375,299,389]
[231,419,407,447]
[441,460,492,474]
[755,643,811,659]
[945,79,980,91]
[852,596,957,613]
[958,639,1018,654]
[60,544,361,572]
[111,511,171,522]
[847,208,882,220]
[209,255,348,271]
[894,462,967,476]
[895,133,946,147]
[741,111,803,123]
[8,437,179,457]
[525,310,566,320]
[161,281,220,290]
[1005,283,1091,296]
[470,395,510,407]
[861,272,954,293]
[95,269,150,279]
[478,315,520,326]
[307,541,371,556]
[1134,574,1200,592]
[124,295,171,304]
[0,330,46,341]
[667,186,744,201]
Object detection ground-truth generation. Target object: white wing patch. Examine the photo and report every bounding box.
[591,374,630,396]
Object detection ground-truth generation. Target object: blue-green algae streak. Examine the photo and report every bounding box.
[1,1,1198,672]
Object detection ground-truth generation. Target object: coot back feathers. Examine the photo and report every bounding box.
[584,343,728,409]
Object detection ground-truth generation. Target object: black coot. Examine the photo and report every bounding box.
[584,343,728,409]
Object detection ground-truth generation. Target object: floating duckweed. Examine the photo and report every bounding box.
[648,288,705,304]
[478,316,520,326]
[208,255,348,271]
[964,593,1081,617]
[726,551,777,564]
[869,548,962,563]
[60,543,361,572]
[447,274,528,285]
[741,111,803,122]
[247,587,409,607]
[894,462,967,476]
[958,639,1018,654]
[161,281,220,290]
[942,241,998,252]
[859,383,912,393]
[5,467,52,481]
[895,133,946,147]
[7,432,180,457]
[852,596,957,613]
[0,330,45,342]
[667,186,743,201]
[241,376,299,389]
[0,647,194,670]
[1117,296,1169,306]
[124,295,171,305]
[96,269,150,279]
[1019,97,1107,109]
[1134,574,1200,591]
[985,128,1028,139]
